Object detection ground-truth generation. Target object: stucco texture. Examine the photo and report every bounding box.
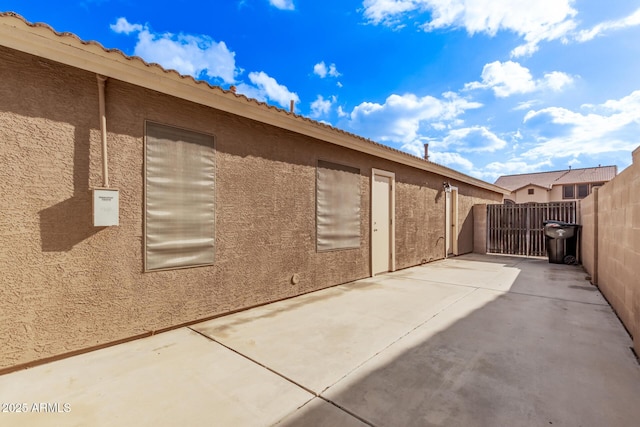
[0,47,502,370]
[580,148,640,352]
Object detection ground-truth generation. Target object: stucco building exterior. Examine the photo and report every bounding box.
[0,13,507,372]
[495,166,617,204]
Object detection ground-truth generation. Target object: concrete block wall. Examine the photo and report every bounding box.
[580,146,640,353]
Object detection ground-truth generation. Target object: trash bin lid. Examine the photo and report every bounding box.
[543,220,575,226]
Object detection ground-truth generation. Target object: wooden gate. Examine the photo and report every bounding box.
[487,202,576,256]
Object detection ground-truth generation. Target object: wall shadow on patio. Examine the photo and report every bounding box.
[278,256,640,427]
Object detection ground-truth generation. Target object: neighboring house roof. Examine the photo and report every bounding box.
[552,166,617,185]
[495,166,617,192]
[511,182,553,192]
[0,12,510,195]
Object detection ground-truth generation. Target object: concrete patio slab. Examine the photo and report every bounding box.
[0,328,314,427]
[274,397,368,427]
[393,255,608,305]
[192,275,475,394]
[322,286,640,426]
[1,254,638,427]
[388,257,523,293]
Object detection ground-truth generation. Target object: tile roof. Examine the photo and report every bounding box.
[0,12,510,195]
[552,166,617,184]
[494,166,617,192]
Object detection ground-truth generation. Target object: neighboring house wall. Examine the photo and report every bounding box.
[550,183,599,202]
[0,47,503,370]
[512,186,549,204]
[580,147,640,354]
[549,185,565,201]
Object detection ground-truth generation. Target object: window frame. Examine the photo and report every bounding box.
[144,121,216,272]
[527,188,534,195]
[562,184,575,200]
[316,159,362,252]
[577,184,589,199]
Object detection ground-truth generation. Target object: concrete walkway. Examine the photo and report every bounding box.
[1,254,639,426]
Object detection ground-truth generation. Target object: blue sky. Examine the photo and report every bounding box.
[3,0,640,182]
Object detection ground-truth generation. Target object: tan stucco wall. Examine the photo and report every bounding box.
[0,47,502,370]
[580,148,640,353]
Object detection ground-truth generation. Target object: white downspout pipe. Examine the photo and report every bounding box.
[97,74,109,188]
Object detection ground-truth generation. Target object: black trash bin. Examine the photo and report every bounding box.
[543,220,581,264]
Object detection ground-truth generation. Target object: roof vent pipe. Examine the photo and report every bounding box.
[290,99,295,114]
[424,143,430,161]
[97,74,109,188]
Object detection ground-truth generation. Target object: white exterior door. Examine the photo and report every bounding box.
[445,191,452,255]
[372,169,395,275]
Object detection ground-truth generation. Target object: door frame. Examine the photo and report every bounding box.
[371,168,396,276]
[445,185,459,257]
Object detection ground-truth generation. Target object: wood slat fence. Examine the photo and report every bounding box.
[487,202,576,257]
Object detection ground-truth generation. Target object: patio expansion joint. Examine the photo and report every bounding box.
[188,326,378,426]
[187,326,318,396]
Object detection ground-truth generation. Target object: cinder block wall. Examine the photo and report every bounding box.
[0,47,502,370]
[581,147,640,352]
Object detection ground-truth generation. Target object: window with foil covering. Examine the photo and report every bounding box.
[145,122,215,271]
[316,160,361,251]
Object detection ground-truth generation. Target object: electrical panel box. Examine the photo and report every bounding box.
[93,188,119,226]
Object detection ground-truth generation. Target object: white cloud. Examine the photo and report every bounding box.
[362,0,577,57]
[236,71,300,109]
[513,100,541,111]
[576,7,640,42]
[269,0,295,10]
[111,18,238,84]
[110,17,142,34]
[313,62,327,78]
[428,152,475,171]
[310,95,334,118]
[521,90,640,160]
[362,0,416,25]
[440,126,507,152]
[481,159,553,182]
[346,92,482,144]
[465,61,573,97]
[543,71,574,92]
[313,61,341,78]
